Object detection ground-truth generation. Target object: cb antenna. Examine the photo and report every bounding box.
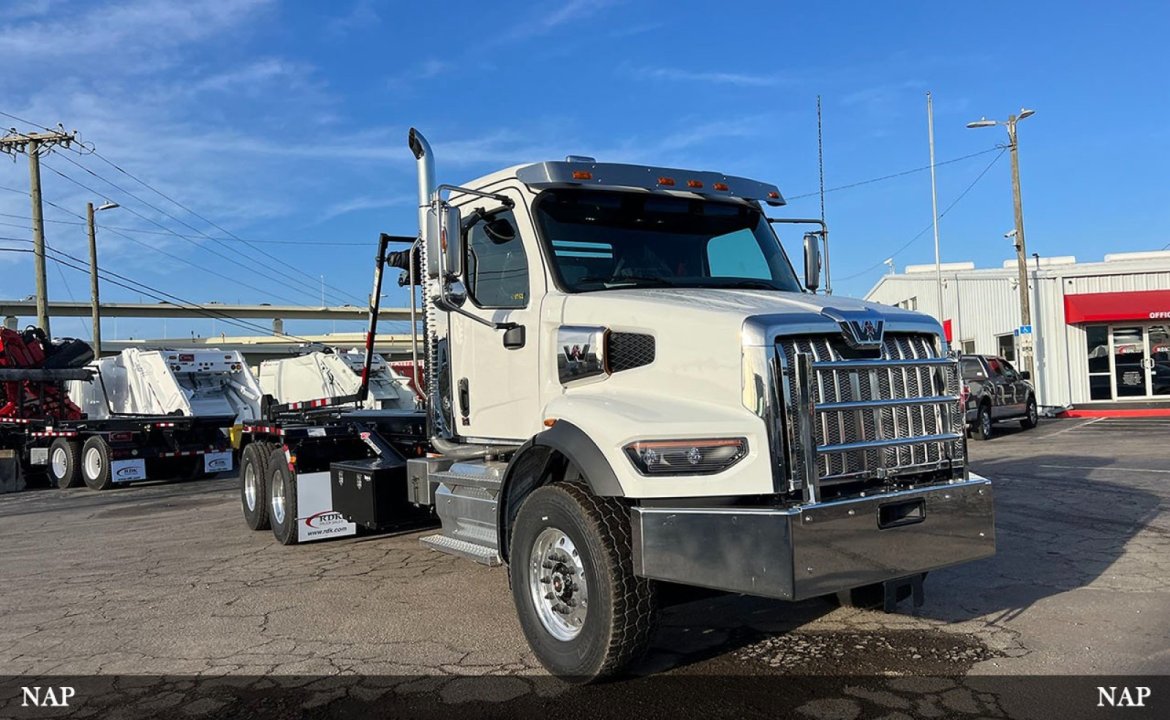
[817,95,832,294]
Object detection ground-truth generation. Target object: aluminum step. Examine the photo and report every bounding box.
[429,461,506,492]
[419,534,502,566]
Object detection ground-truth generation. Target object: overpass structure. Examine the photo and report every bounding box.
[0,300,414,335]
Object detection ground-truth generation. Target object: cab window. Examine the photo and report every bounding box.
[960,358,985,381]
[465,209,528,308]
[1000,359,1020,381]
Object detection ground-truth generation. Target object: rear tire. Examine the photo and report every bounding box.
[48,438,83,489]
[509,482,657,682]
[267,447,298,545]
[973,402,994,441]
[81,436,114,491]
[1020,396,1039,429]
[240,443,270,531]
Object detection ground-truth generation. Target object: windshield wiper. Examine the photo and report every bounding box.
[702,279,782,291]
[576,274,677,287]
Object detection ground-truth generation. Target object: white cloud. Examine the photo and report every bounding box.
[506,0,621,40]
[325,0,380,37]
[635,66,787,88]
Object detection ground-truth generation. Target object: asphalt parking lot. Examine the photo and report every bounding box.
[1,417,1168,716]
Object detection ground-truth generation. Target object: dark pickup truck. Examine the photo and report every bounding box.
[960,354,1039,440]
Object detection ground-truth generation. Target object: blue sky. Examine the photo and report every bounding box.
[2,0,1168,341]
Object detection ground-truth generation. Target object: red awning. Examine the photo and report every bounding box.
[1064,289,1170,324]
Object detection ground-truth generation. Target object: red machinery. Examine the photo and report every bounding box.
[0,327,89,421]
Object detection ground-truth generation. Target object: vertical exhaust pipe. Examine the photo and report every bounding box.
[408,128,434,243]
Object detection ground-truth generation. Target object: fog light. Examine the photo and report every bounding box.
[624,438,747,476]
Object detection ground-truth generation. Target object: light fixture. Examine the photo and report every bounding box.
[1018,108,1036,120]
[96,202,119,212]
[966,118,997,129]
[624,438,748,476]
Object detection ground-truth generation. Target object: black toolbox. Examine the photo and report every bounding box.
[330,456,409,529]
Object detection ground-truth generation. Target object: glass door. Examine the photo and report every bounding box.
[1148,324,1170,397]
[1109,325,1149,398]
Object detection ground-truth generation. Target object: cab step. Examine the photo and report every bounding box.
[419,533,502,566]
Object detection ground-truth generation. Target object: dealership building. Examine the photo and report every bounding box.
[866,250,1170,411]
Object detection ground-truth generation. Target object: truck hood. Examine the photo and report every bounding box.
[561,288,942,343]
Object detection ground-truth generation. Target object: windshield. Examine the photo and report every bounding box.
[532,189,803,293]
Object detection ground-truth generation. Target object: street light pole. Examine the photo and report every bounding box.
[968,109,1035,381]
[86,201,119,357]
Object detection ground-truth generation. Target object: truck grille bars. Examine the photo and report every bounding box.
[776,333,964,503]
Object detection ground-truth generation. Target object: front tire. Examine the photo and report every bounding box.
[509,483,657,682]
[240,443,270,531]
[1020,396,1039,429]
[48,438,83,489]
[81,436,114,491]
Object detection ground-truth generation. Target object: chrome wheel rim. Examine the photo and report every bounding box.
[51,447,68,479]
[981,411,992,436]
[270,468,286,525]
[243,462,258,512]
[84,446,102,479]
[529,527,588,641]
[1028,403,1038,424]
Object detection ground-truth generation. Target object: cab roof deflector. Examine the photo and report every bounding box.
[515,161,787,207]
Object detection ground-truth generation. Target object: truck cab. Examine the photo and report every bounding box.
[396,129,995,680]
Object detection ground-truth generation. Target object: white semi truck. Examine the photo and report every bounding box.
[239,129,995,681]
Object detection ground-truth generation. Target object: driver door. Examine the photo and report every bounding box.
[447,186,543,441]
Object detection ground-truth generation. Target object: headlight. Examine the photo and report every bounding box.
[624,438,748,476]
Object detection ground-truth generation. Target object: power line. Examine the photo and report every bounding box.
[0,211,370,245]
[78,148,360,302]
[786,146,1003,201]
[834,148,1007,283]
[39,158,349,306]
[31,163,322,307]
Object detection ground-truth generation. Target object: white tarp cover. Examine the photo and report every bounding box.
[67,348,263,422]
[258,350,415,410]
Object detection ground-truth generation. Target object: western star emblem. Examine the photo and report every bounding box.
[821,308,887,350]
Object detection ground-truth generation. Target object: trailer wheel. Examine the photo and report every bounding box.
[509,482,657,682]
[267,446,298,545]
[81,436,114,491]
[48,438,83,489]
[240,443,270,531]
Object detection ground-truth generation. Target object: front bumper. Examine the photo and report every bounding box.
[630,474,994,601]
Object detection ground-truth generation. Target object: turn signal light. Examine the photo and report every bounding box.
[624,438,748,476]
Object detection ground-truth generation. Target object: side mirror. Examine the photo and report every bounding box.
[1020,370,1031,381]
[425,201,463,279]
[803,232,821,292]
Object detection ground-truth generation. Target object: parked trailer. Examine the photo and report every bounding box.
[240,129,996,682]
[1,336,242,491]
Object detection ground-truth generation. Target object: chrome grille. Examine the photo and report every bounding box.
[777,333,964,494]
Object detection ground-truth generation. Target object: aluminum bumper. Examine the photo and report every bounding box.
[630,475,994,601]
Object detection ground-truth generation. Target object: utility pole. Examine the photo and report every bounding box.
[968,108,1036,381]
[926,92,944,328]
[87,203,99,355]
[86,201,118,356]
[0,127,78,339]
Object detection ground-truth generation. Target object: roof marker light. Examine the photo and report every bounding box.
[767,190,780,200]
[571,170,592,180]
[686,179,703,189]
[658,177,676,186]
[713,182,729,191]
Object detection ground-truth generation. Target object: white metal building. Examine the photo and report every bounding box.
[866,251,1170,410]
